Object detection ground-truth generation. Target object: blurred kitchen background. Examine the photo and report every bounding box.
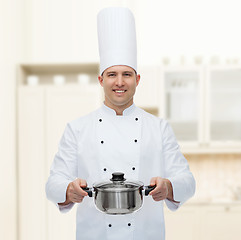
[1,0,241,239]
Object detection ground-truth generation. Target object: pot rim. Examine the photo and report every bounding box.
[93,180,144,192]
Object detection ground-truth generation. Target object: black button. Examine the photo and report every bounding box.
[101,140,104,144]
[128,223,131,226]
[134,139,138,143]
[103,168,107,171]
[135,118,138,121]
[108,224,112,227]
[99,119,102,122]
[132,167,135,171]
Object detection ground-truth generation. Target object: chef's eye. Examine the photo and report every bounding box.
[108,73,116,77]
[123,73,131,77]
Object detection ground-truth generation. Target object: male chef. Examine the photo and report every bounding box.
[46,7,195,240]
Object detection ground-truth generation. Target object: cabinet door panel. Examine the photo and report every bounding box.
[208,68,241,144]
[45,86,101,240]
[164,206,198,240]
[201,206,241,240]
[163,69,203,143]
[18,87,46,240]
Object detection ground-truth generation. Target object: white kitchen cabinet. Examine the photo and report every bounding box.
[18,85,102,240]
[164,203,241,240]
[17,63,102,240]
[161,67,204,149]
[45,86,102,240]
[18,87,47,240]
[200,204,241,240]
[161,65,241,153]
[164,205,199,240]
[206,66,241,148]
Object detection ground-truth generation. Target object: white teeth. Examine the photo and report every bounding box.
[115,90,125,93]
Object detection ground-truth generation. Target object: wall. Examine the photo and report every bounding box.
[23,0,138,63]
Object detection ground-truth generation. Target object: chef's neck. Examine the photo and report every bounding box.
[104,100,134,115]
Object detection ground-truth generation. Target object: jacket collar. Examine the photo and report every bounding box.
[101,103,136,116]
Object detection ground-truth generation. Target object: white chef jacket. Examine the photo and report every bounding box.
[46,103,195,240]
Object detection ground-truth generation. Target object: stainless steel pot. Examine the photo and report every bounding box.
[83,172,155,215]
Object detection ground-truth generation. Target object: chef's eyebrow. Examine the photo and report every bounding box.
[123,71,133,74]
[103,70,136,76]
[106,71,116,74]
[106,71,134,74]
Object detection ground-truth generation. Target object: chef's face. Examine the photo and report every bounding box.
[98,65,140,113]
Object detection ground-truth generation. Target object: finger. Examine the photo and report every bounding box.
[152,191,166,201]
[72,196,84,203]
[149,177,158,195]
[152,191,163,198]
[72,193,84,200]
[152,188,168,200]
[74,178,87,187]
[150,177,157,186]
[75,178,88,190]
[149,185,163,196]
[149,185,161,195]
[150,187,160,196]
[79,186,88,197]
[79,179,87,188]
[152,195,165,201]
[149,178,165,195]
[73,181,88,196]
[78,179,89,196]
[67,192,80,203]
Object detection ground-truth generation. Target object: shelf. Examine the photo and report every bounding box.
[19,62,99,74]
[166,89,197,93]
[18,63,100,86]
[181,146,241,154]
[141,107,159,116]
[211,89,241,93]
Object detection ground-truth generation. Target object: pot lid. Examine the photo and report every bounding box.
[93,172,143,192]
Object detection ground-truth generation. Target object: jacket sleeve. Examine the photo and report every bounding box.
[45,123,78,213]
[161,120,196,211]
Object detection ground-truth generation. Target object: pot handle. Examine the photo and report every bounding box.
[82,187,93,197]
[144,185,156,196]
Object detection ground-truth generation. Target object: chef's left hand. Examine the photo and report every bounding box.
[149,177,174,201]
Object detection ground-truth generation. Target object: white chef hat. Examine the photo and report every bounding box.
[97,7,137,75]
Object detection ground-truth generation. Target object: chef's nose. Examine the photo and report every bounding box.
[115,75,124,87]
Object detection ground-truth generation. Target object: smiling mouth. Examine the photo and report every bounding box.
[113,90,127,93]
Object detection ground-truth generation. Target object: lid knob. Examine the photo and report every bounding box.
[111,172,126,182]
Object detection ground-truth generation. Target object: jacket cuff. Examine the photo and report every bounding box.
[167,176,186,203]
[46,179,72,204]
[57,202,75,213]
[164,177,181,211]
[165,199,180,211]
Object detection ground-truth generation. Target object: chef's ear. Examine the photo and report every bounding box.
[98,75,104,87]
[136,74,140,87]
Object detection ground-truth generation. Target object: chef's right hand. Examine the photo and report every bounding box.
[58,178,88,206]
